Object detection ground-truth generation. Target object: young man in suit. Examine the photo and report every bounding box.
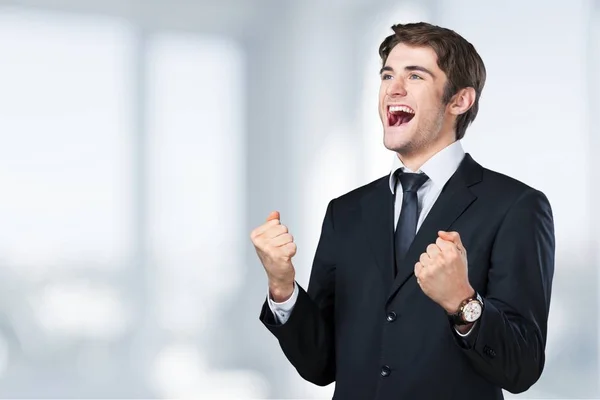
[251,22,555,399]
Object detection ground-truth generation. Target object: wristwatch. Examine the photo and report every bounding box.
[448,292,484,326]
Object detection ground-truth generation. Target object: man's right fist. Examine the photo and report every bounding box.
[250,211,296,301]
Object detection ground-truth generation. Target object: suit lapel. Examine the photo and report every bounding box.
[360,178,395,292]
[386,153,483,304]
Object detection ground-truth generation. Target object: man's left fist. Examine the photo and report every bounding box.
[414,230,474,313]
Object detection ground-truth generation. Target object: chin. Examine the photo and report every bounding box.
[383,125,416,153]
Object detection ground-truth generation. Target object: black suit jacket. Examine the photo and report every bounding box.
[260,153,555,400]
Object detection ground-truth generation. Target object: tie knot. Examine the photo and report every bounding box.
[396,170,429,193]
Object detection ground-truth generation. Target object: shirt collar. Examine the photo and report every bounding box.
[388,140,466,194]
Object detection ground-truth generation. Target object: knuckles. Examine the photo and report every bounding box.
[426,244,438,255]
[445,248,460,261]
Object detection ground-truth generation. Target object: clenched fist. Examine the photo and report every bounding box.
[414,230,474,314]
[250,211,296,302]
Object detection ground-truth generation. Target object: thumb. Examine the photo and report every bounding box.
[266,211,280,222]
[438,230,462,245]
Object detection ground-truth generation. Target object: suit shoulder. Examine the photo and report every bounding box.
[479,167,550,205]
[481,167,536,192]
[330,174,388,209]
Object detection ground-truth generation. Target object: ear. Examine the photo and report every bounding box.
[448,87,476,117]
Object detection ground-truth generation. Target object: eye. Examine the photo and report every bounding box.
[409,74,423,80]
[381,74,393,80]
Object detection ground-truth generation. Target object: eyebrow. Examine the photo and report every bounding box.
[379,65,436,79]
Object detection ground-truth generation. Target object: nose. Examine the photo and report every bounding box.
[386,79,407,97]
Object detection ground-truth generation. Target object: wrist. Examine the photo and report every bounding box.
[444,284,475,314]
[455,323,474,334]
[269,281,295,302]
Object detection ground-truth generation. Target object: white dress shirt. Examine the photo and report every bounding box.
[267,141,475,336]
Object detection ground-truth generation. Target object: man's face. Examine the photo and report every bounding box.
[378,43,453,156]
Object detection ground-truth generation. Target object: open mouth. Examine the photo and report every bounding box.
[387,105,415,127]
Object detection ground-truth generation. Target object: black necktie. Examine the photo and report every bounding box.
[394,170,429,276]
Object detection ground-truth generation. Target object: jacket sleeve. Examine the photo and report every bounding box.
[456,188,555,393]
[259,199,338,386]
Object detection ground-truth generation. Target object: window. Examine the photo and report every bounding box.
[0,9,134,270]
[146,33,266,398]
[0,9,134,347]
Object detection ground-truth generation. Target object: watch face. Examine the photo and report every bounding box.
[463,301,482,322]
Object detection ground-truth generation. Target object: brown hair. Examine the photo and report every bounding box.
[379,22,486,140]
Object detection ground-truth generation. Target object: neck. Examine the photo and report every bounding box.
[397,135,456,171]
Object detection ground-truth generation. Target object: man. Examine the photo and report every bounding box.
[251,22,554,399]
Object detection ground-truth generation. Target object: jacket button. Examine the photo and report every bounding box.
[380,365,391,377]
[483,345,496,359]
[386,311,397,322]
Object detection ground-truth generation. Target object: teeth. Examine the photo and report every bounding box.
[388,105,415,114]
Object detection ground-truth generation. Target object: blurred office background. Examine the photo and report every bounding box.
[0,0,598,398]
